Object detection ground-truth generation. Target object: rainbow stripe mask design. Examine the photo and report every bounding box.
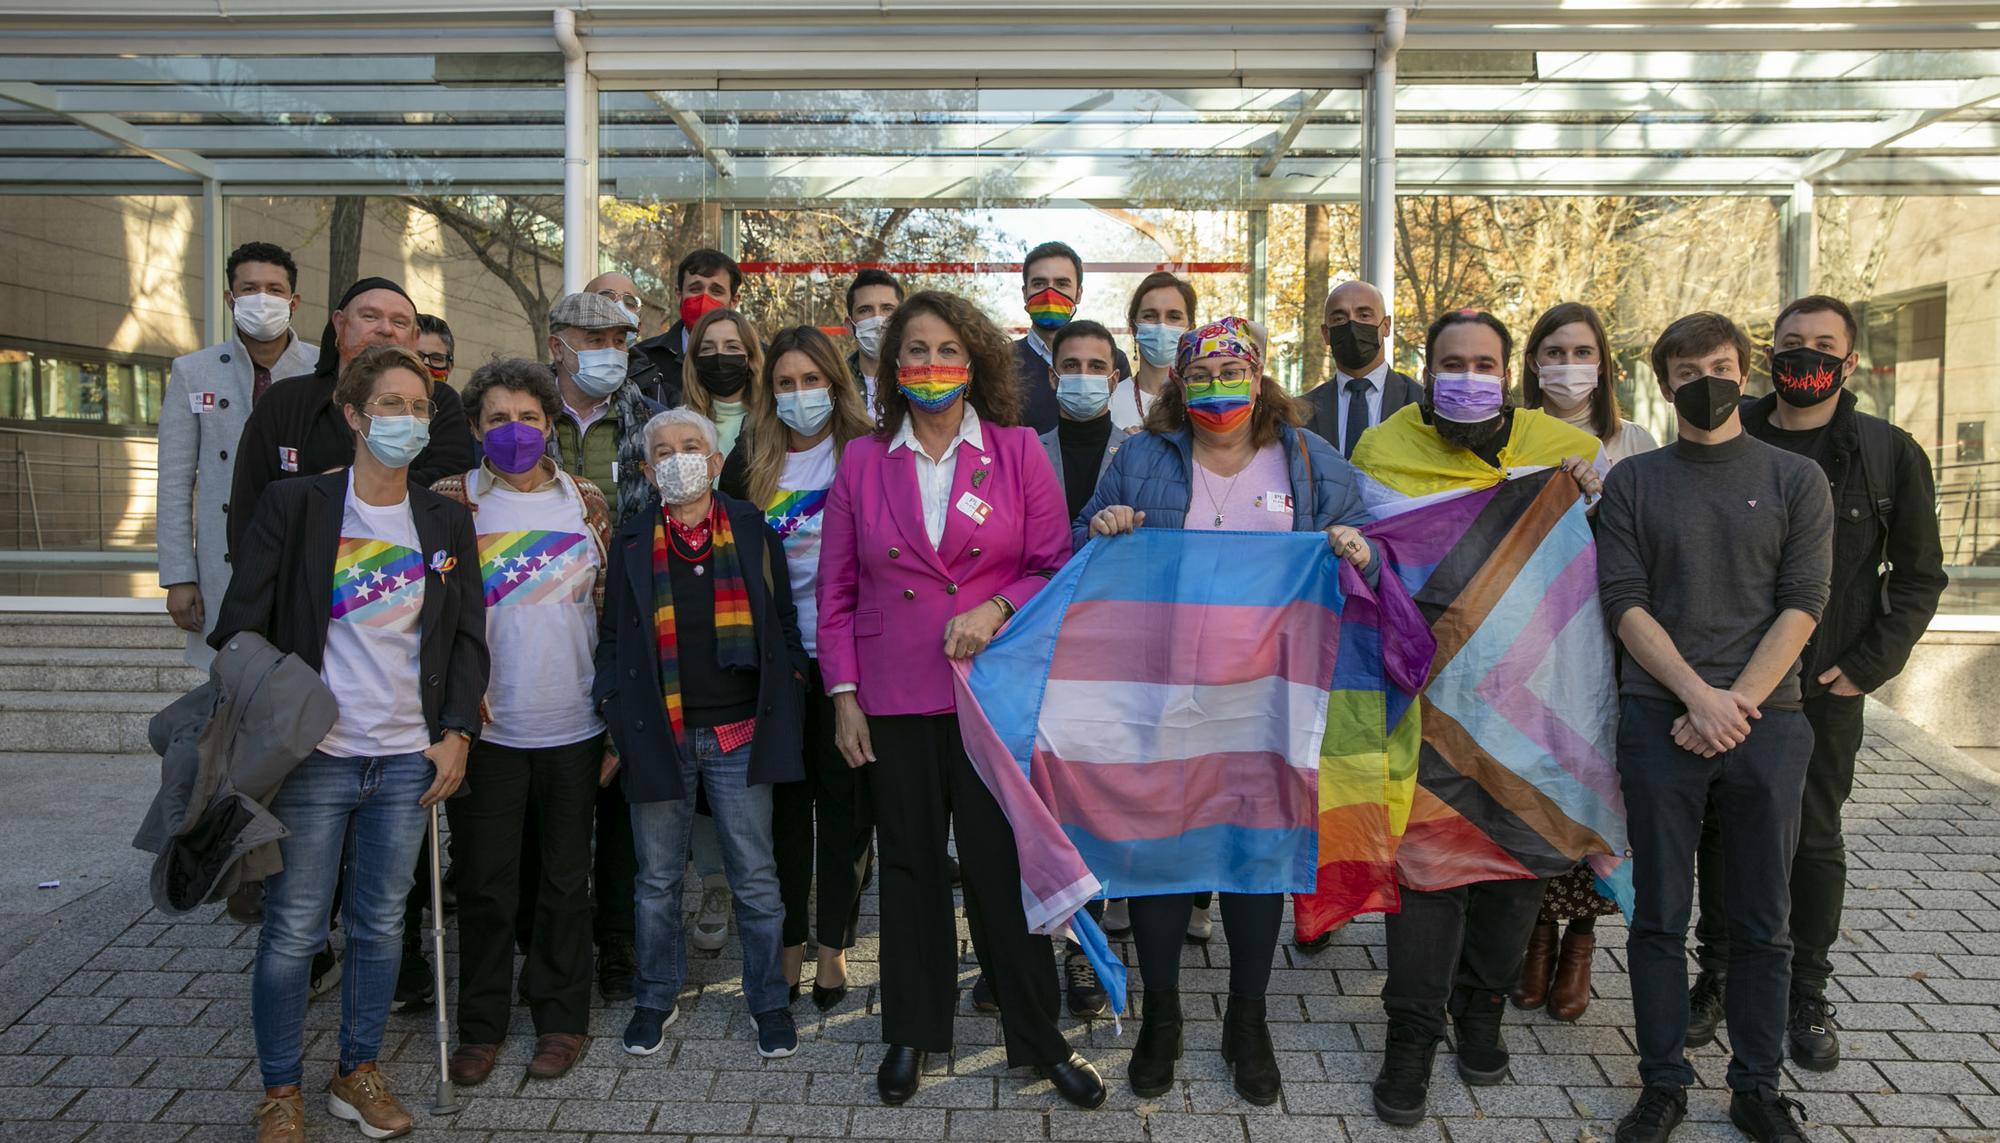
[898,363,970,412]
[1025,287,1076,331]
[1183,378,1254,434]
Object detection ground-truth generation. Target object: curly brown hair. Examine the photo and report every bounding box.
[873,290,1022,438]
[1142,371,1300,447]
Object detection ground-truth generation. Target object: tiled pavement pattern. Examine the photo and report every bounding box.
[3,703,1999,1142]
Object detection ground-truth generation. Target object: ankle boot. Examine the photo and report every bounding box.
[1220,994,1281,1106]
[1547,926,1595,1022]
[1511,921,1557,1010]
[1128,989,1182,1098]
[1450,988,1510,1085]
[1372,1020,1441,1126]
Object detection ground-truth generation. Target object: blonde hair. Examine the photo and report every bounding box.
[742,326,874,506]
[679,307,766,419]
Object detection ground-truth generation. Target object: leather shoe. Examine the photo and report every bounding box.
[877,1046,926,1106]
[1547,927,1595,1022]
[1511,921,1557,1010]
[526,1033,586,1080]
[1040,1051,1107,1110]
[447,1042,501,1086]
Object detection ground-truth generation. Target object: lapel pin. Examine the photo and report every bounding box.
[971,468,989,488]
[428,550,457,574]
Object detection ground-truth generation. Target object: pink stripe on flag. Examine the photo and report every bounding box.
[1038,749,1319,843]
[1047,599,1339,689]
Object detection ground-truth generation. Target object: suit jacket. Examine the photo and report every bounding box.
[816,421,1070,717]
[156,334,318,665]
[209,472,489,746]
[1037,421,1121,504]
[1300,368,1422,455]
[592,492,807,803]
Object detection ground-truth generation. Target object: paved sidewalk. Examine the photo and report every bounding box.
[2,699,1998,1142]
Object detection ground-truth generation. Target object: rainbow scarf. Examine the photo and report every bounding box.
[651,501,756,742]
[1026,287,1076,330]
[1184,377,1255,434]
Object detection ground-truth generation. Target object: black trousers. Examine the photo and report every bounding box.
[1382,878,1548,1039]
[1130,893,1280,997]
[521,762,638,956]
[1619,696,1811,1092]
[453,734,601,1042]
[1695,692,1863,996]
[865,712,1068,1067]
[775,664,875,950]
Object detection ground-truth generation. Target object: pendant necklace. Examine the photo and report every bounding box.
[1196,457,1245,527]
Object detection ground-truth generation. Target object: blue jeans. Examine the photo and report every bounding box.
[630,728,785,1015]
[252,751,432,1088]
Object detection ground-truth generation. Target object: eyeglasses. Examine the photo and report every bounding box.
[416,351,453,369]
[1183,367,1257,384]
[364,395,437,420]
[597,289,644,311]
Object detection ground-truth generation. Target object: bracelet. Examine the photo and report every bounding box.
[989,594,1015,619]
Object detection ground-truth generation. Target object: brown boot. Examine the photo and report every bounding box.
[1547,926,1595,1022]
[1510,922,1557,1010]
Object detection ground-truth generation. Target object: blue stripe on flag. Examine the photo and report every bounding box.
[1066,531,1344,611]
[1068,823,1320,899]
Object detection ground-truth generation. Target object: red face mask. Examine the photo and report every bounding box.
[679,292,725,331]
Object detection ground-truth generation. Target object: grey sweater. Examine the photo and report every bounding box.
[1597,432,1834,709]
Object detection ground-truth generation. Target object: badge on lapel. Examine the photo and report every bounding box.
[971,466,990,489]
[428,549,457,575]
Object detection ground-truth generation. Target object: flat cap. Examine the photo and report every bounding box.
[548,290,638,334]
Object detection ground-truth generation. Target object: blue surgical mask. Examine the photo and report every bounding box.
[362,414,429,469]
[775,388,835,436]
[1134,323,1186,368]
[563,340,629,398]
[1056,373,1112,419]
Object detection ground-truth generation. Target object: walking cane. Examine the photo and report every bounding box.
[425,803,463,1115]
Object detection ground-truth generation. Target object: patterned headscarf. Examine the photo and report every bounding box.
[1174,316,1265,377]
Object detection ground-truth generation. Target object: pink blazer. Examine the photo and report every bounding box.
[817,422,1070,716]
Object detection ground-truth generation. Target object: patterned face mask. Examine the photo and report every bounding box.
[1182,377,1255,434]
[898,363,971,413]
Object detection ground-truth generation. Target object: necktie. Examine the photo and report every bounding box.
[1342,376,1372,456]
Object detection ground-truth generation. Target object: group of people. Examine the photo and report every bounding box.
[154,236,1945,1143]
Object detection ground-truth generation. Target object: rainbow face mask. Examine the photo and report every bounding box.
[1182,377,1254,434]
[898,363,971,413]
[1025,287,1076,331]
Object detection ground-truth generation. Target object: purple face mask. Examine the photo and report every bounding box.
[1429,372,1506,424]
[483,419,547,474]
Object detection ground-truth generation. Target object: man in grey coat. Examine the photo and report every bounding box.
[156,241,317,666]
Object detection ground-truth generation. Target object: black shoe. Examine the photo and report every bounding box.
[1065,948,1108,1019]
[1371,1021,1440,1126]
[1729,1089,1808,1142]
[1787,990,1839,1072]
[308,944,341,1000]
[622,1004,677,1056]
[877,1046,926,1106]
[1040,1051,1107,1110]
[1220,994,1281,1106]
[753,1007,798,1059]
[948,856,961,886]
[1686,970,1726,1049]
[1129,989,1182,1098]
[1294,930,1332,952]
[598,938,636,1002]
[392,941,434,1012]
[1450,988,1510,1085]
[970,973,999,1013]
[1615,1082,1687,1143]
[813,982,849,1011]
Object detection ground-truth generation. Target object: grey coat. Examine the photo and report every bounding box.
[156,333,319,667]
[1037,421,1122,497]
[132,630,337,914]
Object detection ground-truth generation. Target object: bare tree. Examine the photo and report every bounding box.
[403,194,565,357]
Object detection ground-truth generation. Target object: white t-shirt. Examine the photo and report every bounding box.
[1552,405,1660,468]
[1109,379,1157,435]
[761,435,838,657]
[469,473,606,748]
[319,475,429,758]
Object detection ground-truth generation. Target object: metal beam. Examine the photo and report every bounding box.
[0,79,214,179]
[648,91,735,178]
[1256,89,1330,178]
[1362,8,1404,309]
[1799,75,2000,181]
[554,7,597,294]
[202,177,227,346]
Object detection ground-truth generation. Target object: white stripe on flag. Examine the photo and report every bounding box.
[1036,677,1329,768]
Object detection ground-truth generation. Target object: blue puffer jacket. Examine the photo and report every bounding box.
[1073,423,1376,561]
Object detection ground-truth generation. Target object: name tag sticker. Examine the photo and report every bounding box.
[1265,491,1294,513]
[188,392,217,414]
[278,446,299,473]
[955,491,993,525]
[610,461,619,484]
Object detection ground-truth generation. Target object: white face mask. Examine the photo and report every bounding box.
[232,292,292,342]
[652,451,713,505]
[852,314,886,359]
[776,388,835,436]
[1537,362,1600,407]
[1056,373,1112,419]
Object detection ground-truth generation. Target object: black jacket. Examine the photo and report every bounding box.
[1743,390,1947,696]
[1299,368,1424,456]
[629,324,687,408]
[209,472,489,745]
[226,371,475,556]
[1013,335,1134,435]
[593,491,808,804]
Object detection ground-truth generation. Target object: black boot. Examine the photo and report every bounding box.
[1687,969,1726,1049]
[1372,1020,1440,1126]
[1220,994,1281,1107]
[1450,987,1510,1085]
[1128,988,1182,1098]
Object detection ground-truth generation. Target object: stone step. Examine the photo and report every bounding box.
[0,646,189,667]
[0,612,183,650]
[0,662,203,695]
[0,690,177,713]
[0,709,156,754]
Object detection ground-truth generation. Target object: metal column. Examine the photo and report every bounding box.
[1361,7,1406,314]
[1247,207,1268,328]
[1782,179,1816,303]
[202,177,227,346]
[555,8,599,294]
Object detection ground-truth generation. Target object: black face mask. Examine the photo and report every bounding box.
[1326,320,1383,374]
[1673,375,1741,432]
[1771,346,1847,408]
[695,353,751,398]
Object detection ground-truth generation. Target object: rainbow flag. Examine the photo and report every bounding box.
[953,528,1433,1017]
[476,529,590,608]
[330,538,424,627]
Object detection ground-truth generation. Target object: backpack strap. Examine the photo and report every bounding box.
[1852,414,1900,616]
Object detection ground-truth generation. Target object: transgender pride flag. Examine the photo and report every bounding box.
[953,529,1432,1017]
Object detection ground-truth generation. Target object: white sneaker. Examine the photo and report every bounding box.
[1186,903,1213,943]
[691,873,729,952]
[1101,899,1131,935]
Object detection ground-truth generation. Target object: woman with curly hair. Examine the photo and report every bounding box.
[816,291,1105,1110]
